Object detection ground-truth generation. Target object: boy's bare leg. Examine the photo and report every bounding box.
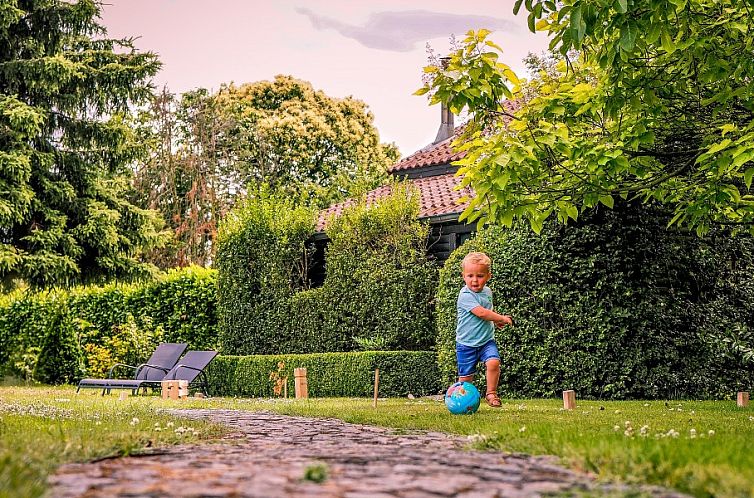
[485,358,501,406]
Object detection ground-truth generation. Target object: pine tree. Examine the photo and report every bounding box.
[0,0,166,289]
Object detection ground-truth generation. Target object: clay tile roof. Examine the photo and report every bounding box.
[316,173,471,231]
[388,132,466,173]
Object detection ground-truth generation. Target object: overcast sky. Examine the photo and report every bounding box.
[100,1,551,157]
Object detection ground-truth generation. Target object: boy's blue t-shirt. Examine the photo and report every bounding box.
[456,285,495,347]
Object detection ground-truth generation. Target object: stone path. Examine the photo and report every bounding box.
[50,409,688,497]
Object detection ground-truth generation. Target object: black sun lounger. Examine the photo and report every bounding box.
[99,350,218,397]
[76,342,188,395]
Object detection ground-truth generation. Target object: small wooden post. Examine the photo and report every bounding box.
[737,391,749,407]
[372,368,380,408]
[161,380,171,400]
[563,390,576,410]
[118,390,129,401]
[161,380,189,400]
[283,377,288,398]
[294,368,308,399]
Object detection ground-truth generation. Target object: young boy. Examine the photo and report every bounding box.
[456,251,513,408]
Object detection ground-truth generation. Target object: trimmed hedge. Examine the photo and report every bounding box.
[0,266,218,382]
[207,351,442,397]
[437,202,754,400]
[217,185,438,355]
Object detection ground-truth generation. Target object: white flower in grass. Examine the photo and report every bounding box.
[643,403,649,407]
[129,417,139,426]
[708,430,715,436]
[95,421,102,426]
[666,429,679,438]
[689,428,697,439]
[613,425,620,432]
[639,425,649,437]
[748,416,754,422]
[519,426,526,433]
[614,410,621,414]
[166,422,174,428]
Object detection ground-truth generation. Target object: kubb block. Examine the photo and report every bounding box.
[563,390,576,410]
[294,367,308,399]
[737,391,749,407]
[161,380,189,400]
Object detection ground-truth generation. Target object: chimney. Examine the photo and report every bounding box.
[434,56,454,143]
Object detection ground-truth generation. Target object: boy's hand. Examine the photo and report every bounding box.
[495,315,514,328]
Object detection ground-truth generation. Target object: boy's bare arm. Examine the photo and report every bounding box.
[470,306,513,326]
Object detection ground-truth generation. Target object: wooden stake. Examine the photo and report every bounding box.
[294,368,308,399]
[118,390,129,401]
[373,368,380,408]
[283,376,288,398]
[737,391,749,407]
[563,390,576,410]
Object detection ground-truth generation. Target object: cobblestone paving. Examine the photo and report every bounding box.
[50,409,689,498]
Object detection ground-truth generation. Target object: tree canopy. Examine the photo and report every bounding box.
[419,1,754,235]
[134,76,399,268]
[0,0,165,289]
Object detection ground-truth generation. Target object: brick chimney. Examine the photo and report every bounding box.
[433,56,454,144]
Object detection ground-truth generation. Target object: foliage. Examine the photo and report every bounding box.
[132,88,235,268]
[133,77,399,268]
[214,76,400,207]
[436,202,754,399]
[216,185,437,355]
[207,351,441,398]
[0,0,167,289]
[419,0,754,236]
[33,305,85,384]
[0,267,218,381]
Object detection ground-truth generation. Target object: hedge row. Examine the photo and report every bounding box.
[437,202,754,400]
[206,351,442,397]
[217,185,438,355]
[0,266,218,383]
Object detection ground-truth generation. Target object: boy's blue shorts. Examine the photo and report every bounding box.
[456,339,500,377]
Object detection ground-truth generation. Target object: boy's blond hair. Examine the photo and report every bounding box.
[461,251,491,272]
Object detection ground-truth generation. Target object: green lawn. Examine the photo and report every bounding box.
[1,386,753,498]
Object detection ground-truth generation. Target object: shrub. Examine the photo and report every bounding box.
[206,351,441,397]
[0,266,218,381]
[217,184,438,355]
[437,202,754,399]
[33,305,85,384]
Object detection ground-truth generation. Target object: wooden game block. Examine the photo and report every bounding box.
[161,380,189,400]
[563,390,576,410]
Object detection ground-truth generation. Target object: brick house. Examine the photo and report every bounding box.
[309,104,476,285]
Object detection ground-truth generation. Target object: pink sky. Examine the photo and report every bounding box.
[100,1,551,157]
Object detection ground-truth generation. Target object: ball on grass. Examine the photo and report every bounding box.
[444,381,480,415]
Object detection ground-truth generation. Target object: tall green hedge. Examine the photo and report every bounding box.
[437,203,754,399]
[217,185,438,355]
[207,351,441,397]
[0,266,218,383]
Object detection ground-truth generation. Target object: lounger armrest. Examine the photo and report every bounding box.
[107,362,138,378]
[134,363,171,378]
[168,364,203,379]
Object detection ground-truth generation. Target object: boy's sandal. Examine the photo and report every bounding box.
[485,392,502,408]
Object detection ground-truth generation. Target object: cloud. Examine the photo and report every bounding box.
[296,8,519,52]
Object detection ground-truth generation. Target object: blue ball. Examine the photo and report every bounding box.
[444,381,480,415]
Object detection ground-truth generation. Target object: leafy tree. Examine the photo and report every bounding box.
[0,0,166,290]
[213,76,399,207]
[134,76,399,267]
[133,88,231,268]
[419,1,754,236]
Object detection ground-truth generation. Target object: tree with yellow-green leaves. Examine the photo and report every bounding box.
[134,76,399,268]
[0,0,166,290]
[419,1,754,236]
